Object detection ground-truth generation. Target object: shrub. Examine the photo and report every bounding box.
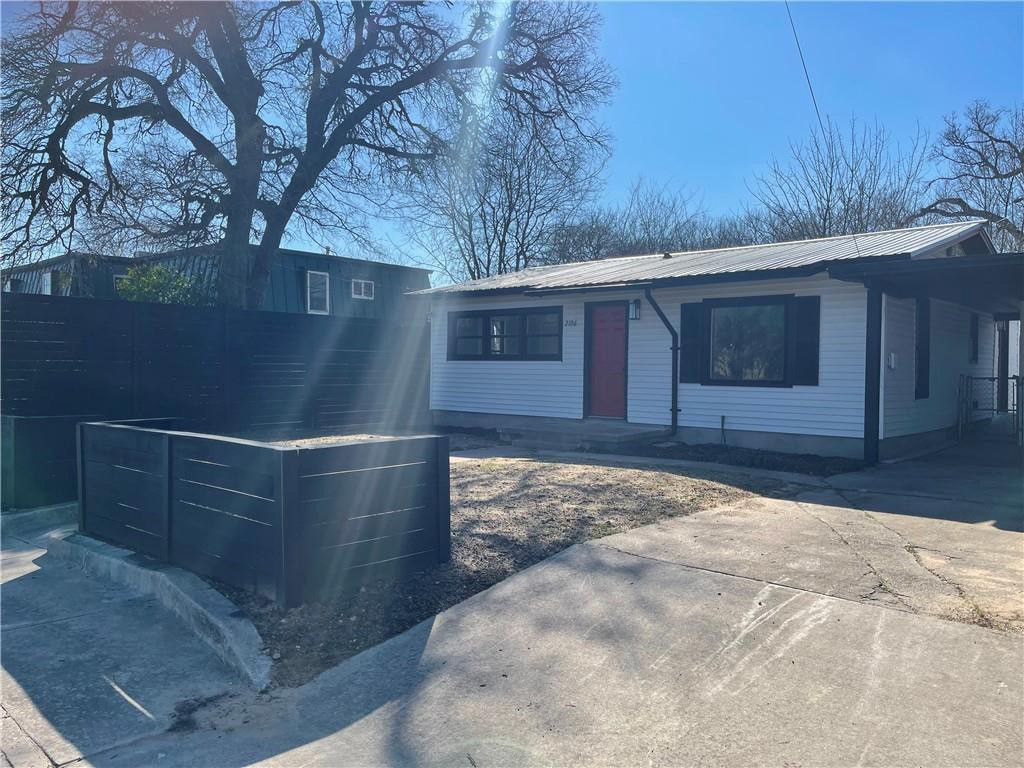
[116,264,213,306]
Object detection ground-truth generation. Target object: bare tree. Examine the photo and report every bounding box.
[404,108,608,282]
[1,1,612,306]
[544,179,718,264]
[750,118,929,241]
[914,101,1024,250]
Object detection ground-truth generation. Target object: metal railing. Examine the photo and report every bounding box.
[957,374,1020,442]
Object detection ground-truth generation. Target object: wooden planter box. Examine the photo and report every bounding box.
[77,421,450,607]
[2,414,103,510]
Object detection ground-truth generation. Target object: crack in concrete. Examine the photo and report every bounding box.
[829,488,1002,629]
[792,499,914,611]
[1,704,57,768]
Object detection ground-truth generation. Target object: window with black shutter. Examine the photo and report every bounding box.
[680,294,821,387]
[679,303,704,382]
[791,296,820,385]
[915,298,930,399]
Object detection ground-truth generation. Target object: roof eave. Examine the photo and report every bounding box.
[414,254,914,299]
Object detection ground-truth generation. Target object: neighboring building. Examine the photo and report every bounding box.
[417,220,1023,462]
[2,246,431,320]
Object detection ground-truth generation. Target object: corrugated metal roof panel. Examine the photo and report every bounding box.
[418,220,988,295]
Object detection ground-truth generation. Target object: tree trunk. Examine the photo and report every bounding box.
[218,231,250,308]
[247,214,288,310]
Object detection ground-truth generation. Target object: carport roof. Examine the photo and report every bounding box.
[416,220,992,296]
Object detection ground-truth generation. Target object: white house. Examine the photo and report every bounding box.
[417,221,1023,462]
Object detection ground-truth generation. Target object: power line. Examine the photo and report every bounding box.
[783,1,863,257]
[784,0,827,139]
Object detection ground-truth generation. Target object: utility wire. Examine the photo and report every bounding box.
[784,0,827,140]
[783,0,863,257]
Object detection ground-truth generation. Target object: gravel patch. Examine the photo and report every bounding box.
[219,453,793,688]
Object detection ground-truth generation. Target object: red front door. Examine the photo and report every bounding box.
[588,303,627,418]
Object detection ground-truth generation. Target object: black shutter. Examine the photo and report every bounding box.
[679,303,704,383]
[791,296,820,386]
[915,298,930,399]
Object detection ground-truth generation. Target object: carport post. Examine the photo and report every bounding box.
[863,284,883,465]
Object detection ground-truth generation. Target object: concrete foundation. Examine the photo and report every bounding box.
[879,425,956,461]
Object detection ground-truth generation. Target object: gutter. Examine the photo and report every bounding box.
[644,287,679,435]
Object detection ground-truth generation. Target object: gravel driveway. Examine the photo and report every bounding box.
[224,452,792,687]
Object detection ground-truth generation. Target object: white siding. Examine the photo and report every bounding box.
[881,297,996,438]
[627,275,867,438]
[430,274,869,439]
[429,295,587,418]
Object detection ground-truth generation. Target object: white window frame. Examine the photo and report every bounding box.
[351,278,375,300]
[306,270,330,315]
[41,271,52,295]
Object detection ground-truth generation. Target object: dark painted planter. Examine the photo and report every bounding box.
[78,421,450,608]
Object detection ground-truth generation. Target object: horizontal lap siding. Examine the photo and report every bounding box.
[430,276,867,438]
[429,296,586,418]
[882,297,995,438]
[630,276,867,437]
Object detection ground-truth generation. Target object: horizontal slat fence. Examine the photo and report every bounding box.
[2,294,429,508]
[1,293,428,432]
[79,422,450,607]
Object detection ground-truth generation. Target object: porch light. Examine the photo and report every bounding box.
[629,299,641,320]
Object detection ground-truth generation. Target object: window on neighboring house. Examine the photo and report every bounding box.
[447,307,563,361]
[41,271,53,295]
[3,278,23,293]
[915,298,931,399]
[306,270,330,314]
[680,295,820,387]
[969,312,979,363]
[351,279,375,300]
[113,274,127,296]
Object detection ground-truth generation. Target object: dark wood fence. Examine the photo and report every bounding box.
[78,422,450,607]
[2,414,102,508]
[1,292,429,431]
[1,293,429,508]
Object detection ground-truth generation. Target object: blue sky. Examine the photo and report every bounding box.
[595,1,1023,214]
[1,1,1020,246]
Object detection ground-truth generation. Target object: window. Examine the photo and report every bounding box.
[113,274,127,296]
[447,307,563,361]
[969,312,979,363]
[306,270,330,314]
[680,295,820,387]
[915,298,930,399]
[40,271,52,295]
[709,302,786,383]
[352,279,374,300]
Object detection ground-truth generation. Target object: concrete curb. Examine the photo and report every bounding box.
[43,530,272,691]
[1,502,77,536]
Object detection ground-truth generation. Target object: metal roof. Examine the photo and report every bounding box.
[418,220,990,296]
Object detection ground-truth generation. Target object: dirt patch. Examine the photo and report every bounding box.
[221,454,794,688]
[269,433,396,448]
[627,441,863,477]
[267,430,501,451]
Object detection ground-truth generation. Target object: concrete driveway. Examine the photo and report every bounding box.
[82,437,1023,768]
[1,522,242,767]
